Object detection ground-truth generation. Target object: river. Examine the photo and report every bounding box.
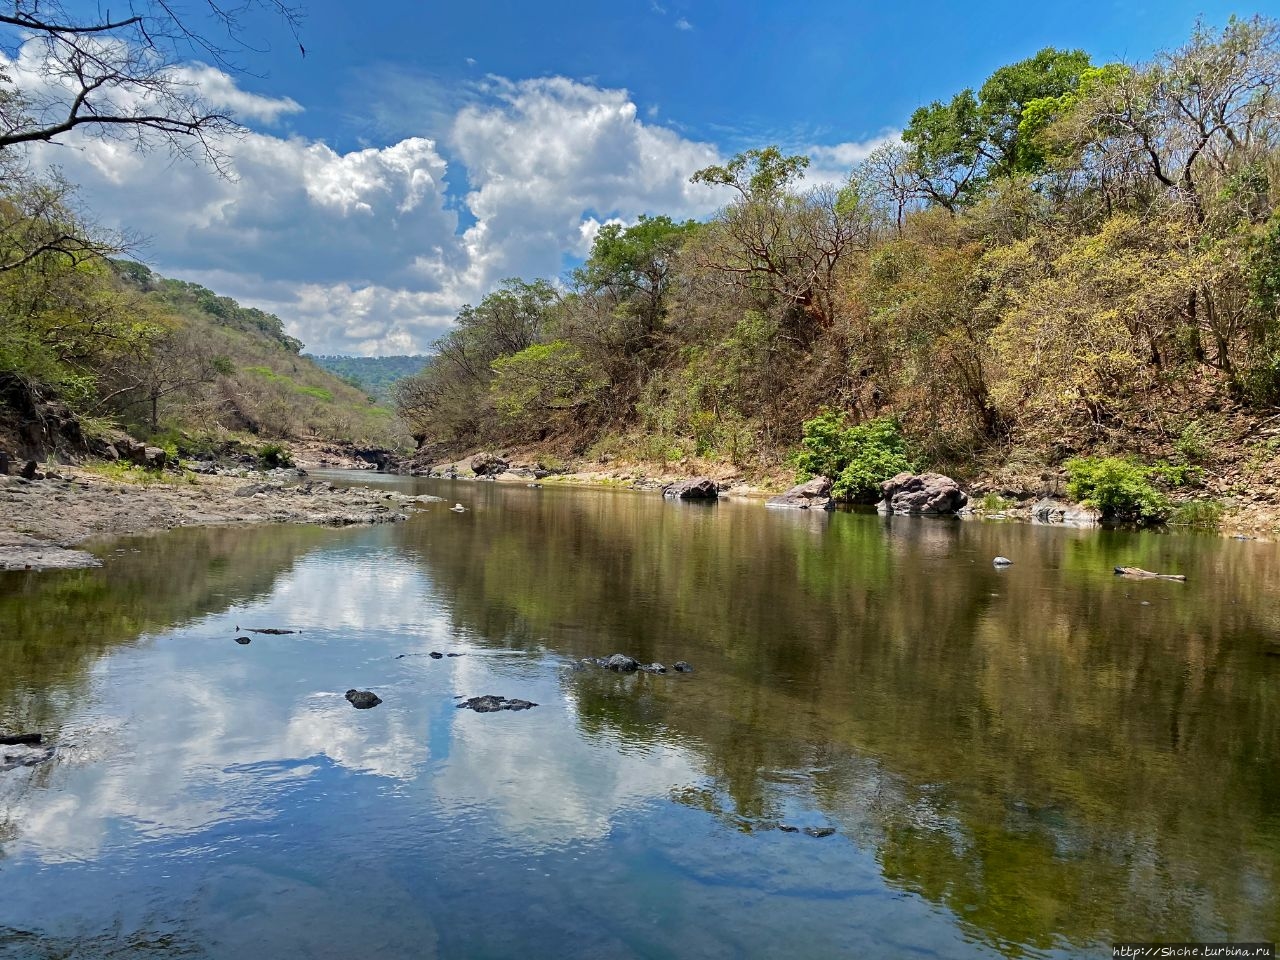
[1,473,1277,958]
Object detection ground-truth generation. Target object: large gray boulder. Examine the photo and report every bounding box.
[1031,497,1101,526]
[878,472,968,515]
[662,477,719,500]
[470,452,509,476]
[767,476,835,510]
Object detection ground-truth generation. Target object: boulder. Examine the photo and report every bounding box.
[662,477,719,500]
[1031,498,1101,526]
[603,653,639,672]
[877,472,968,515]
[345,689,383,709]
[19,460,37,480]
[0,450,8,475]
[471,452,509,476]
[993,556,1013,566]
[767,476,835,510]
[142,446,167,470]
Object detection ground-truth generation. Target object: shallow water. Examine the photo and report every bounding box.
[1,474,1278,958]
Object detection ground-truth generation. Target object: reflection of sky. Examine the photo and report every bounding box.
[0,544,704,864]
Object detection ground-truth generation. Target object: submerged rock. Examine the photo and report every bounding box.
[877,473,968,515]
[1114,566,1186,582]
[673,661,694,673]
[1031,498,1101,526]
[0,733,42,746]
[662,477,719,500]
[0,744,54,772]
[639,662,667,674]
[603,653,640,672]
[766,476,835,510]
[234,636,252,645]
[429,651,444,659]
[803,826,837,838]
[248,628,296,635]
[456,695,538,713]
[345,689,383,709]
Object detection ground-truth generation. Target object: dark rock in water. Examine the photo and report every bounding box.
[248,628,297,635]
[446,652,464,657]
[662,477,719,500]
[877,472,968,515]
[0,733,42,746]
[20,460,38,480]
[639,662,667,674]
[673,661,693,673]
[603,653,639,672]
[345,689,383,709]
[471,451,509,476]
[778,825,799,833]
[429,651,444,659]
[766,476,835,510]
[456,695,538,713]
[234,636,252,645]
[803,826,836,838]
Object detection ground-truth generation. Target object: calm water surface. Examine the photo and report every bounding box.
[1,474,1278,958]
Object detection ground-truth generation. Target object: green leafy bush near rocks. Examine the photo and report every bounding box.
[1064,456,1170,523]
[793,412,913,503]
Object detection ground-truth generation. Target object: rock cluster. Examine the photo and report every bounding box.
[878,472,968,515]
[767,476,835,510]
[456,695,538,713]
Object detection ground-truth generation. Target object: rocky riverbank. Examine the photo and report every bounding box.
[0,469,441,572]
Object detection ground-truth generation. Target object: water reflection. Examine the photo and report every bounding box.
[0,478,1277,958]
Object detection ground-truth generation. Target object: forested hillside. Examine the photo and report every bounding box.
[0,241,406,453]
[396,18,1280,504]
[307,355,429,403]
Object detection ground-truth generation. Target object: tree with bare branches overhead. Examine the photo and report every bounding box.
[0,0,303,169]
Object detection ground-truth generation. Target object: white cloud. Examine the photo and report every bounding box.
[2,43,889,355]
[675,17,693,30]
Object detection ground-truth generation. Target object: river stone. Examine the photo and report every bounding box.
[429,651,444,659]
[20,460,37,480]
[803,826,837,838]
[673,661,693,673]
[604,653,639,672]
[234,636,252,645]
[471,452,509,476]
[639,662,667,674]
[345,689,383,709]
[766,476,835,510]
[877,472,968,515]
[457,695,538,713]
[1031,497,1102,526]
[662,477,719,500]
[993,556,1013,566]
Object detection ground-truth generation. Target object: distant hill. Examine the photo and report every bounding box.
[110,262,409,448]
[306,355,429,403]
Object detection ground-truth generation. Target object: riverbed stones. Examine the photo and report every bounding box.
[345,689,383,709]
[429,651,444,659]
[803,826,837,838]
[662,477,719,500]
[639,662,667,674]
[456,695,538,713]
[470,452,509,476]
[766,476,835,510]
[603,653,639,672]
[673,661,693,673]
[877,472,968,515]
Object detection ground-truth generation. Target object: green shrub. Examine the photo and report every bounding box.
[792,412,913,503]
[1064,456,1170,523]
[1168,499,1225,528]
[1174,422,1212,463]
[258,442,293,469]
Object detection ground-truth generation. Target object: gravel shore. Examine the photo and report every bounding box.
[0,470,441,571]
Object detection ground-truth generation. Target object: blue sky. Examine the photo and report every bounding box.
[23,0,1275,354]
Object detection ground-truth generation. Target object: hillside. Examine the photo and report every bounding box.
[306,355,429,403]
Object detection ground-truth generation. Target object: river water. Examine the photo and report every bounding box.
[1,473,1278,958]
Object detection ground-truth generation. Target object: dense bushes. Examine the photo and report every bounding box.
[1064,457,1170,523]
[793,413,913,503]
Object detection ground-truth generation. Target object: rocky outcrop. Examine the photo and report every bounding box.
[1031,497,1101,526]
[118,439,167,470]
[878,472,968,515]
[767,476,835,510]
[471,452,509,476]
[662,477,719,500]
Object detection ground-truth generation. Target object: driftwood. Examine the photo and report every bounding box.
[1114,566,1186,582]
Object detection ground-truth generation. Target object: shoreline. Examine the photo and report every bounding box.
[0,467,441,572]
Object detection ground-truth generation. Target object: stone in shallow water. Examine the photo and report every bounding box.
[603,653,639,672]
[639,663,667,674]
[456,695,538,713]
[993,556,1013,566]
[345,689,382,709]
[234,636,252,645]
[673,661,694,673]
[803,826,836,838]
